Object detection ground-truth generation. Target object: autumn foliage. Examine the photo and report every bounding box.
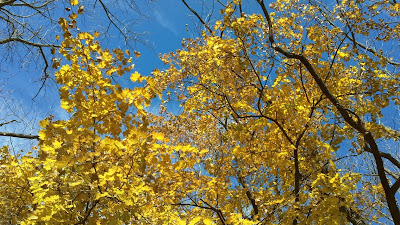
[1,0,400,224]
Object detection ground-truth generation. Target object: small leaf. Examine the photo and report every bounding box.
[69,13,77,20]
[70,0,79,6]
[134,51,141,57]
[78,5,84,14]
[130,71,141,82]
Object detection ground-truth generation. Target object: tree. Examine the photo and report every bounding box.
[1,5,213,224]
[0,0,153,78]
[152,0,400,224]
[0,0,155,147]
[1,8,180,224]
[1,0,400,224]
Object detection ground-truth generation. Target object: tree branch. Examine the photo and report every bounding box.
[173,200,226,225]
[97,0,129,42]
[0,37,59,48]
[32,46,50,100]
[181,0,213,34]
[237,172,259,217]
[392,177,400,193]
[75,200,99,225]
[364,145,400,170]
[0,0,17,8]
[256,0,400,223]
[339,206,368,225]
[0,131,39,140]
[0,120,17,127]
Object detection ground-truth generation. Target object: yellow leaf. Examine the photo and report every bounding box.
[44,195,60,203]
[203,218,215,225]
[70,0,79,6]
[42,214,53,222]
[69,180,82,187]
[152,132,165,141]
[38,130,46,141]
[130,71,141,82]
[69,13,77,20]
[39,118,50,128]
[27,215,38,220]
[176,218,187,225]
[189,216,202,225]
[53,140,62,148]
[134,51,141,57]
[78,5,84,14]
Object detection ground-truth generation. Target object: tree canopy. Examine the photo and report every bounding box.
[1,0,400,224]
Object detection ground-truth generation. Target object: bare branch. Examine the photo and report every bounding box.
[32,46,50,100]
[0,131,39,140]
[364,145,400,170]
[237,172,259,217]
[181,0,213,34]
[0,0,17,8]
[97,0,129,42]
[0,120,17,127]
[0,37,59,48]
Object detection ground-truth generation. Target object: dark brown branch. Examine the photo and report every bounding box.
[173,203,216,211]
[292,106,315,225]
[0,37,59,48]
[181,0,213,34]
[237,173,259,217]
[0,0,17,8]
[18,0,53,11]
[97,0,129,42]
[173,200,226,225]
[364,145,400,170]
[200,199,226,224]
[32,46,50,100]
[392,178,400,193]
[237,36,263,89]
[339,206,368,225]
[298,64,311,103]
[343,30,400,67]
[256,0,400,223]
[0,131,39,140]
[75,200,99,225]
[0,120,17,127]
[386,169,400,193]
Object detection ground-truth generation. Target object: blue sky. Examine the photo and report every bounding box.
[0,0,227,150]
[0,0,200,148]
[136,0,190,75]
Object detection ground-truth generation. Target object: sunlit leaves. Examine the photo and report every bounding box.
[130,71,141,82]
[5,7,211,223]
[1,0,399,224]
[8,7,175,224]
[152,0,400,224]
[70,0,79,6]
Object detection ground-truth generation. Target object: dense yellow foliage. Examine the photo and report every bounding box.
[1,0,400,224]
